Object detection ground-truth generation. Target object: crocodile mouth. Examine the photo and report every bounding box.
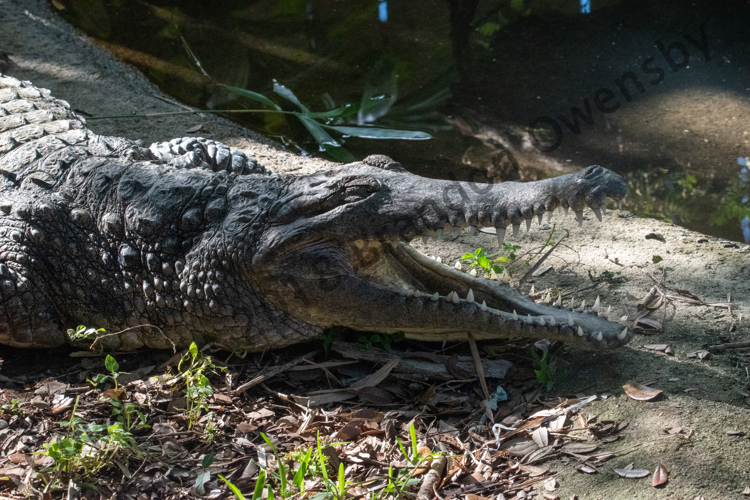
[349,238,631,349]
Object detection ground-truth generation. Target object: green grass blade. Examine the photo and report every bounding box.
[292,447,313,490]
[320,124,432,140]
[272,81,309,113]
[251,470,266,500]
[409,423,418,462]
[316,431,328,483]
[296,115,355,162]
[219,475,246,500]
[337,462,345,497]
[220,84,281,110]
[304,103,360,120]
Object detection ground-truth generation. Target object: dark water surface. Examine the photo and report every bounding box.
[55,0,750,242]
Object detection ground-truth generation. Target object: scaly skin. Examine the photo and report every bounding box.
[0,74,630,350]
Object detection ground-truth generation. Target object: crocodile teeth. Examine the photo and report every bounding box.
[525,218,532,232]
[513,310,519,321]
[595,331,603,341]
[501,270,510,283]
[496,227,506,247]
[548,316,556,326]
[490,268,498,280]
[436,256,442,264]
[436,229,444,238]
[469,268,477,277]
[606,305,612,317]
[421,235,429,244]
[529,285,535,296]
[592,207,603,222]
[454,261,462,270]
[602,206,607,215]
[555,295,562,307]
[618,200,622,209]
[544,291,551,303]
[575,210,584,226]
[466,289,475,302]
[480,300,487,311]
[414,290,421,298]
[526,314,534,325]
[431,292,439,301]
[568,314,575,327]
[468,225,477,236]
[444,223,453,233]
[592,295,600,314]
[512,224,520,237]
[567,296,576,309]
[445,291,454,301]
[578,299,586,312]
[452,292,460,304]
[564,206,569,216]
[537,213,543,224]
[538,316,546,326]
[547,211,553,222]
[578,326,585,337]
[617,327,628,340]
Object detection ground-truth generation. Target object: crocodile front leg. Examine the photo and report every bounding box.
[149,137,268,175]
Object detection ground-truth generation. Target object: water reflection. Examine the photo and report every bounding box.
[55,0,750,242]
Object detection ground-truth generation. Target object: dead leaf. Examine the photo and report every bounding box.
[742,485,750,496]
[652,464,668,487]
[561,443,598,454]
[543,478,557,491]
[667,427,683,435]
[532,427,549,448]
[623,381,662,401]
[519,464,548,476]
[725,429,745,436]
[576,463,598,474]
[643,344,669,351]
[614,468,650,479]
[186,124,203,133]
[686,350,711,360]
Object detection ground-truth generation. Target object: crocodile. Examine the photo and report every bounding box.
[0,74,631,351]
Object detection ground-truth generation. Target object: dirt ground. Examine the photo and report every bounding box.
[1,0,750,499]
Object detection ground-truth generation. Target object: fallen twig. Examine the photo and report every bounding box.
[234,349,321,394]
[708,341,750,352]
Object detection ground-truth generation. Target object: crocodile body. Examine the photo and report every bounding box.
[0,74,631,350]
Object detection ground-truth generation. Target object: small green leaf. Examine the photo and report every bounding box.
[296,115,355,162]
[189,342,199,359]
[338,462,346,496]
[461,252,475,260]
[105,355,118,374]
[220,84,280,110]
[652,255,663,264]
[320,124,432,140]
[202,453,215,469]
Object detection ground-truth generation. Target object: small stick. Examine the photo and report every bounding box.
[708,341,750,352]
[234,349,321,394]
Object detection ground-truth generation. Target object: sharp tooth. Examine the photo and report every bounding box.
[606,305,612,317]
[538,316,545,326]
[525,218,532,231]
[496,227,506,247]
[513,310,519,321]
[549,316,556,326]
[564,207,569,216]
[567,296,575,309]
[602,206,607,215]
[421,235,429,244]
[547,211,553,222]
[578,326,585,336]
[592,207,602,222]
[529,285,535,296]
[537,212,543,224]
[481,300,487,311]
[568,314,575,326]
[454,261,462,270]
[622,196,626,206]
[575,210,583,226]
[445,291,454,301]
[466,289,475,302]
[501,270,510,283]
[618,200,622,210]
[579,299,586,312]
[526,314,534,325]
[512,224,520,237]
[617,327,628,340]
[404,289,413,297]
[468,225,477,236]
[444,223,453,232]
[555,295,562,307]
[490,268,498,280]
[469,268,477,277]
[544,291,551,303]
[592,295,600,314]
[431,292,439,301]
[452,291,460,304]
[438,256,443,263]
[414,290,421,298]
[596,332,603,341]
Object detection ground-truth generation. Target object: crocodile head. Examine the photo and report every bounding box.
[251,155,631,349]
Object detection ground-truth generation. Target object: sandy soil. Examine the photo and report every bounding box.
[1,0,750,498]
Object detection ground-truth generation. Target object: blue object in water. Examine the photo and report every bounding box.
[379,1,388,22]
[581,0,591,14]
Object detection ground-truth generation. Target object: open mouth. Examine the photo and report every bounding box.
[350,237,631,348]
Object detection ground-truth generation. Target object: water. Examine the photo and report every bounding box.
[55,0,750,242]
